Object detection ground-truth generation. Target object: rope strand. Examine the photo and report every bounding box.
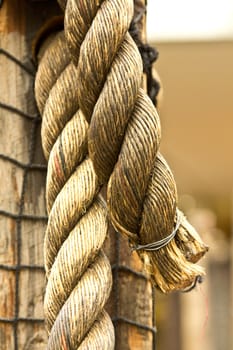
[60,0,208,293]
[35,31,114,349]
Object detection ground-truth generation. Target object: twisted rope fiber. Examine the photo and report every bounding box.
[35,32,114,349]
[58,0,208,293]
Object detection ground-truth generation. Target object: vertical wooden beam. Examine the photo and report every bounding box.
[180,265,212,350]
[104,227,154,350]
[179,208,229,350]
[0,0,155,349]
[0,1,60,349]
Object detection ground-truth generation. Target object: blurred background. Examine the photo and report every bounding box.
[147,1,233,349]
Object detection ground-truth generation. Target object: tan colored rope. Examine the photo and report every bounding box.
[35,32,114,349]
[59,0,208,293]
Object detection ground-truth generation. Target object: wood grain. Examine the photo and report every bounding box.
[0,1,61,349]
[0,0,155,349]
[104,226,154,350]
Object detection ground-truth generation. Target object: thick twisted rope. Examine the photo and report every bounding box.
[35,32,114,349]
[57,0,208,293]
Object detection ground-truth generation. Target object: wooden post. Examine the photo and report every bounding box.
[105,1,155,349]
[0,1,155,349]
[179,208,229,350]
[104,227,154,350]
[0,1,60,349]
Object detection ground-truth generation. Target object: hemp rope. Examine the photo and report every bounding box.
[58,0,208,293]
[35,31,114,349]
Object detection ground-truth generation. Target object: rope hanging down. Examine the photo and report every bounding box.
[58,0,208,293]
[35,32,114,349]
[35,0,208,348]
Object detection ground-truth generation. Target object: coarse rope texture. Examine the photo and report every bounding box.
[58,0,208,293]
[129,1,161,106]
[35,32,114,349]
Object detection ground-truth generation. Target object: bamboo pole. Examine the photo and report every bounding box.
[0,1,60,349]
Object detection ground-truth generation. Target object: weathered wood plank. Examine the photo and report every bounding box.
[105,223,154,349]
[0,1,60,349]
[0,1,155,349]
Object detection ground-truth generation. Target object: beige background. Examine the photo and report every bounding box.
[156,40,233,201]
[153,40,233,350]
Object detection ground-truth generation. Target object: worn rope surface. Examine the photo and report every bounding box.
[58,0,208,293]
[35,32,114,349]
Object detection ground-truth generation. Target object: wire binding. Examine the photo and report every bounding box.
[133,210,183,252]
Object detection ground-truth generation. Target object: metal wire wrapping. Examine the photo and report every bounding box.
[0,48,157,349]
[133,210,184,252]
